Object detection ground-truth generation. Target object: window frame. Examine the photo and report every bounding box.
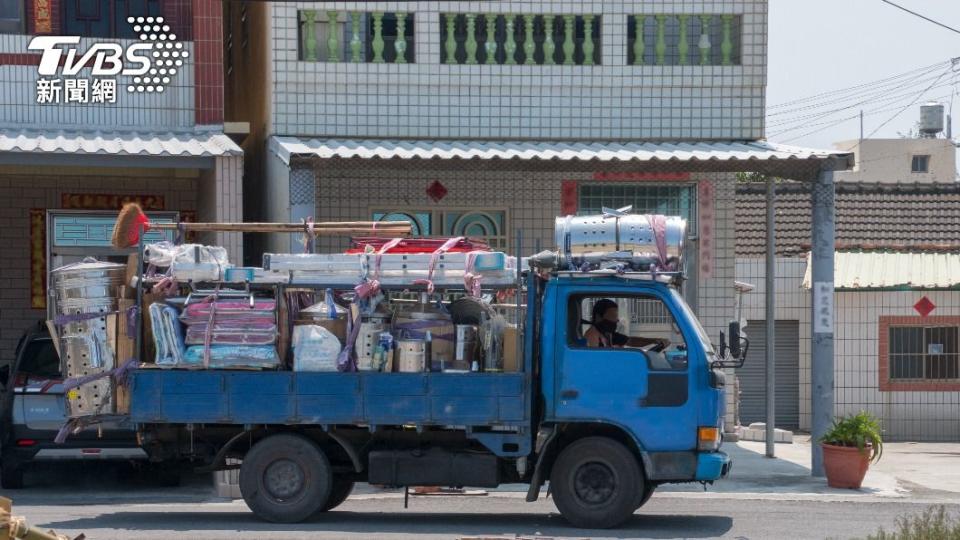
[879,315,960,391]
[911,155,930,174]
[0,0,26,34]
[565,291,690,372]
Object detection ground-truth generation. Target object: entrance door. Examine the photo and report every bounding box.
[554,291,697,451]
[737,320,800,429]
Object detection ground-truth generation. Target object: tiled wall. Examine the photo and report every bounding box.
[0,35,196,129]
[267,0,767,140]
[0,170,198,362]
[736,257,960,441]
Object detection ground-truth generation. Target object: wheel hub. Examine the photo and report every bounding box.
[573,462,616,505]
[263,459,305,501]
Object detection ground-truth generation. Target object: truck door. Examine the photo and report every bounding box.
[555,291,698,451]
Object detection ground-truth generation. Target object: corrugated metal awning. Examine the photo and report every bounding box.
[803,251,960,290]
[0,128,242,169]
[270,137,853,174]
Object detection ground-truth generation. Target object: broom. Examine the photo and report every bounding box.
[111,203,412,248]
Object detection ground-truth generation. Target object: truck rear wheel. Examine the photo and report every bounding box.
[550,437,643,529]
[319,477,355,512]
[239,433,332,523]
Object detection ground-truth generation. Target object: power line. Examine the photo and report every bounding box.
[864,65,955,139]
[768,66,954,138]
[768,60,950,110]
[878,0,960,36]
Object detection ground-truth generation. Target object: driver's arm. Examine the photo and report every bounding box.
[624,336,670,348]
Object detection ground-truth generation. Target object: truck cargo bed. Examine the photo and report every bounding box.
[129,370,528,428]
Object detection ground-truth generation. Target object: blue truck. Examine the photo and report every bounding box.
[80,211,744,529]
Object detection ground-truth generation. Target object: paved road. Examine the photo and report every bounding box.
[12,493,960,540]
[5,463,960,540]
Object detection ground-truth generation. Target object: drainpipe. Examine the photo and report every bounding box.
[810,167,836,477]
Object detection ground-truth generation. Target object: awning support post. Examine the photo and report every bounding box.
[810,167,836,477]
[764,177,776,458]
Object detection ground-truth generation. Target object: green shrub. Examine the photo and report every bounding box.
[820,411,883,463]
[863,506,960,540]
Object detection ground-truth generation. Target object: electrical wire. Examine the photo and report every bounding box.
[863,65,955,139]
[770,64,957,140]
[878,0,960,36]
[768,61,950,111]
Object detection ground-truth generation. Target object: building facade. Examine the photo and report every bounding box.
[736,179,960,441]
[0,0,242,361]
[833,137,957,185]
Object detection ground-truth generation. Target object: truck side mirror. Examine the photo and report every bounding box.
[718,331,727,359]
[728,321,742,358]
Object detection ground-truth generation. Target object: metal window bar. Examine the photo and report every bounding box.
[577,183,698,234]
[889,325,960,381]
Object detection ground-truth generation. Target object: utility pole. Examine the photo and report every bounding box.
[765,177,776,459]
[810,167,836,477]
[859,110,864,142]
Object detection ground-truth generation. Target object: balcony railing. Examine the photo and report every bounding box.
[299,10,415,63]
[440,14,601,65]
[627,14,740,66]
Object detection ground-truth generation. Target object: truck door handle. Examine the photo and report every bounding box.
[560,389,579,400]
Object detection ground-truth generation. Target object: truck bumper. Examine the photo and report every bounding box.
[694,451,732,481]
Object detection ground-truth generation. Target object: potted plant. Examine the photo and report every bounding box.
[820,411,883,489]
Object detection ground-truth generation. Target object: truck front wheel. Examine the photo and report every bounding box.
[550,437,644,529]
[239,433,332,523]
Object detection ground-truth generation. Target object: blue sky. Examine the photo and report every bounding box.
[767,0,960,149]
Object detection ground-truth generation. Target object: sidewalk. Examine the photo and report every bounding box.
[654,435,960,500]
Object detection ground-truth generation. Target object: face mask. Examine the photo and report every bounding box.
[595,320,618,334]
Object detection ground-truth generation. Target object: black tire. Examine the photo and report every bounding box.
[635,483,655,509]
[239,433,332,523]
[1,462,24,489]
[319,477,355,512]
[550,437,643,529]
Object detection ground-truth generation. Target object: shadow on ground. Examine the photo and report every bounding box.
[40,510,734,539]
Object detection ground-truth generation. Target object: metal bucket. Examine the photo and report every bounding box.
[355,319,388,371]
[554,213,686,271]
[393,309,454,370]
[396,339,426,373]
[50,258,125,418]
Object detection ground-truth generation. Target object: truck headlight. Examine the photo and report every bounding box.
[698,426,721,451]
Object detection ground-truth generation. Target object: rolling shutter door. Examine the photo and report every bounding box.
[737,320,800,429]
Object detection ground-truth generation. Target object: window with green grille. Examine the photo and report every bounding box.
[577,183,697,234]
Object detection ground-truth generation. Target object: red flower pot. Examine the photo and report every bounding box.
[822,443,872,489]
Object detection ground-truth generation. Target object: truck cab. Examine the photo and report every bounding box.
[529,275,730,527]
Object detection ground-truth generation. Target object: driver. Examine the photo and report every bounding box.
[585,299,670,350]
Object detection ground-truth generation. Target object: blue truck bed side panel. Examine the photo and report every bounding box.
[129,370,528,428]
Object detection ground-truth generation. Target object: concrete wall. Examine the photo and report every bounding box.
[266,0,767,141]
[736,256,960,441]
[834,138,958,184]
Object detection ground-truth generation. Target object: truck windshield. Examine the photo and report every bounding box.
[670,289,715,356]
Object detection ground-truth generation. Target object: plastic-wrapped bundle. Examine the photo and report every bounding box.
[180,300,276,325]
[182,345,280,369]
[149,303,185,365]
[184,321,278,345]
[292,325,342,372]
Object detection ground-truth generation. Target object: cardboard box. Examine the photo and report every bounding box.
[115,298,137,363]
[502,325,520,372]
[124,253,139,289]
